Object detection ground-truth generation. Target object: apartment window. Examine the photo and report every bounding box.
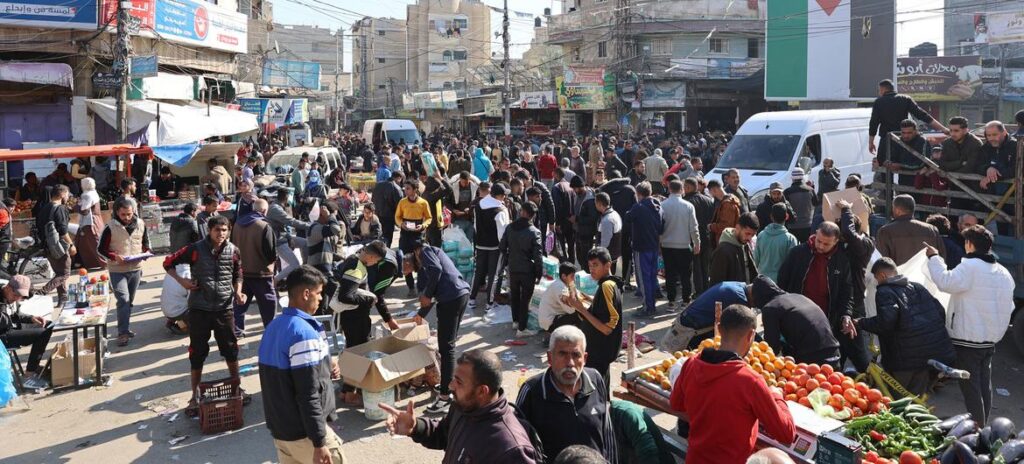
[572,47,581,62]
[443,81,453,89]
[453,18,468,30]
[597,41,607,58]
[709,38,728,54]
[378,57,386,64]
[453,49,468,61]
[747,38,759,58]
[442,50,453,61]
[378,30,386,36]
[378,84,386,89]
[651,38,672,55]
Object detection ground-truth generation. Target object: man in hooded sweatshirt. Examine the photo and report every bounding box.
[669,304,795,464]
[783,168,818,243]
[749,276,840,367]
[753,204,799,283]
[469,183,511,312]
[709,213,759,286]
[624,181,664,317]
[472,147,494,182]
[231,199,278,333]
[599,173,638,288]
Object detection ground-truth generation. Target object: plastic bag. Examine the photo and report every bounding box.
[482,304,513,325]
[161,264,190,319]
[807,388,851,420]
[307,199,320,222]
[0,339,18,407]
[442,226,472,253]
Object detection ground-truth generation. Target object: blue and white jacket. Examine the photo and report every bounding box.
[258,308,337,446]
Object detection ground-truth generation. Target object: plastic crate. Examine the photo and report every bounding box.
[197,378,244,434]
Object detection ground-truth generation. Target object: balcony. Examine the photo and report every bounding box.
[666,57,764,80]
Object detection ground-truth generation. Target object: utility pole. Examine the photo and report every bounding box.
[502,0,511,138]
[115,0,131,143]
[334,31,341,132]
[359,19,370,123]
[387,77,398,118]
[997,44,1007,120]
[614,0,632,133]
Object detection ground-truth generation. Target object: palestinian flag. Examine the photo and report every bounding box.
[765,0,895,100]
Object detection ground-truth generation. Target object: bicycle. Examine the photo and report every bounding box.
[0,236,51,283]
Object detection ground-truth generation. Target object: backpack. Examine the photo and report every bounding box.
[508,402,548,464]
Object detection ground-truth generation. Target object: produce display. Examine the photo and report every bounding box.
[12,200,34,214]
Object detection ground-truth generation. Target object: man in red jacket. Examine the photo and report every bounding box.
[669,304,795,464]
[537,146,558,188]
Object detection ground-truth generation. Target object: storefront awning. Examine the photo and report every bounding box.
[0,63,73,89]
[86,98,259,146]
[0,144,151,162]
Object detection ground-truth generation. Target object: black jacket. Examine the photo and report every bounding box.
[859,276,956,372]
[755,199,795,232]
[776,243,854,331]
[0,297,31,335]
[839,207,875,317]
[751,276,840,365]
[372,181,403,225]
[500,217,543,276]
[531,181,556,227]
[169,213,200,254]
[551,181,575,226]
[683,191,715,246]
[599,178,637,229]
[869,91,934,137]
[411,393,541,464]
[725,184,750,214]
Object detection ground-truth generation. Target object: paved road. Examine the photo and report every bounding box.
[2,259,1022,463]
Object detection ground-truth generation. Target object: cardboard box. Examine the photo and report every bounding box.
[49,337,103,387]
[387,317,431,342]
[822,187,872,235]
[337,335,435,392]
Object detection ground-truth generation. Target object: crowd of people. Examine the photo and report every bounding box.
[2,95,1023,464]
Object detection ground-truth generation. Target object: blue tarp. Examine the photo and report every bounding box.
[152,143,202,167]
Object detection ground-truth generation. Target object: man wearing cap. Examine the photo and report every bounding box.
[783,168,818,243]
[754,182,796,233]
[0,275,53,379]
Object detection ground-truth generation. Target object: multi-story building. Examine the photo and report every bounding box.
[406,0,492,94]
[943,0,1024,124]
[269,24,349,129]
[547,0,766,133]
[352,17,409,117]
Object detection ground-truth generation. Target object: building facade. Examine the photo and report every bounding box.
[352,17,409,117]
[406,0,492,94]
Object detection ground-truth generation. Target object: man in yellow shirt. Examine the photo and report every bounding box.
[395,179,432,295]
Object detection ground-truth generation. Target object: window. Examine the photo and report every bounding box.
[709,38,728,54]
[442,50,453,61]
[378,30,386,36]
[572,47,581,62]
[598,41,607,58]
[651,38,672,55]
[378,57,386,64]
[453,49,467,61]
[377,84,386,89]
[443,81,453,89]
[453,18,468,30]
[747,38,759,58]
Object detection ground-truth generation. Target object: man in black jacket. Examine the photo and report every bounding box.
[551,169,577,261]
[500,202,544,338]
[373,171,404,247]
[749,276,840,367]
[777,222,869,372]
[382,349,540,464]
[683,177,715,295]
[571,177,600,268]
[836,200,875,321]
[868,79,947,158]
[754,183,796,233]
[856,258,956,395]
[0,275,52,378]
[599,175,638,288]
[515,171,555,249]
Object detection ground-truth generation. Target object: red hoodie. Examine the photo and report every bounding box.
[669,349,796,464]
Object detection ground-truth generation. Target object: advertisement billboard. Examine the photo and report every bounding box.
[262,59,321,90]
[988,11,1024,45]
[0,0,96,29]
[556,67,615,111]
[101,0,248,54]
[516,91,555,109]
[896,56,983,102]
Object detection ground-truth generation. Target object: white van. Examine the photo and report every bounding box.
[266,146,342,179]
[362,119,423,150]
[709,109,873,207]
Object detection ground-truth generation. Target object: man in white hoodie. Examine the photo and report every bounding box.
[469,182,510,312]
[926,225,1014,425]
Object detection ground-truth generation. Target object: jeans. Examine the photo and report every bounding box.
[556,225,574,263]
[633,250,659,313]
[40,252,72,301]
[662,247,694,302]
[838,330,871,373]
[274,237,307,283]
[111,270,142,336]
[436,294,469,396]
[381,218,396,248]
[955,345,994,425]
[693,244,712,296]
[470,248,501,304]
[233,276,277,332]
[2,326,54,372]
[575,236,594,269]
[620,230,633,286]
[509,272,537,331]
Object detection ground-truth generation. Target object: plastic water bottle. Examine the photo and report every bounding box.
[80,273,89,290]
[239,363,258,375]
[517,368,528,387]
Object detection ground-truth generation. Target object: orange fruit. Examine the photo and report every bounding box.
[805,379,820,391]
[784,360,797,372]
[773,359,785,370]
[780,368,792,379]
[828,373,844,386]
[758,341,770,352]
[820,364,834,376]
[806,364,821,376]
[661,379,672,390]
[673,351,684,359]
[661,359,674,370]
[798,397,812,408]
[758,353,771,365]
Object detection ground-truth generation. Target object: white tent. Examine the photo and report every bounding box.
[86,98,259,146]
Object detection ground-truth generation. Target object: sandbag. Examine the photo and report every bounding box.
[161,264,191,319]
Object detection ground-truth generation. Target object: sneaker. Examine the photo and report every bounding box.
[407,288,418,298]
[22,374,49,391]
[515,329,539,338]
[666,301,678,311]
[425,397,451,415]
[467,300,477,311]
[624,284,636,291]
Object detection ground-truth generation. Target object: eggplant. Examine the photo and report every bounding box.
[940,414,974,433]
[991,417,1017,442]
[978,427,992,454]
[960,433,980,450]
[976,455,990,464]
[949,420,980,439]
[952,440,980,464]
[998,439,1024,463]
[939,444,958,464]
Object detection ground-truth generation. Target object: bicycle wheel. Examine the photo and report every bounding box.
[17,249,52,283]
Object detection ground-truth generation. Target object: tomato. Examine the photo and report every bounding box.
[855,397,868,411]
[798,396,812,407]
[866,389,883,402]
[880,396,891,405]
[829,393,845,408]
[805,379,820,391]
[856,382,870,394]
[869,402,885,413]
[828,372,844,385]
[806,364,820,375]
[814,373,828,384]
[784,381,798,394]
[785,393,798,402]
[899,450,924,464]
[865,451,879,462]
[820,381,832,392]
[842,378,856,390]
[844,388,861,403]
[831,384,845,395]
[820,363,834,376]
[796,388,809,398]
[795,374,810,386]
[851,406,863,417]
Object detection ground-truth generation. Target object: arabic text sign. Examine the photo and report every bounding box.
[988,11,1024,45]
[0,0,96,29]
[896,56,982,102]
[517,91,555,109]
[102,0,247,54]
[556,69,615,111]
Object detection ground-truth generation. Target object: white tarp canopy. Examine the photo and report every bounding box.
[86,98,259,146]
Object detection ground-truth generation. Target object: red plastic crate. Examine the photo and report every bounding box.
[197,378,243,434]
